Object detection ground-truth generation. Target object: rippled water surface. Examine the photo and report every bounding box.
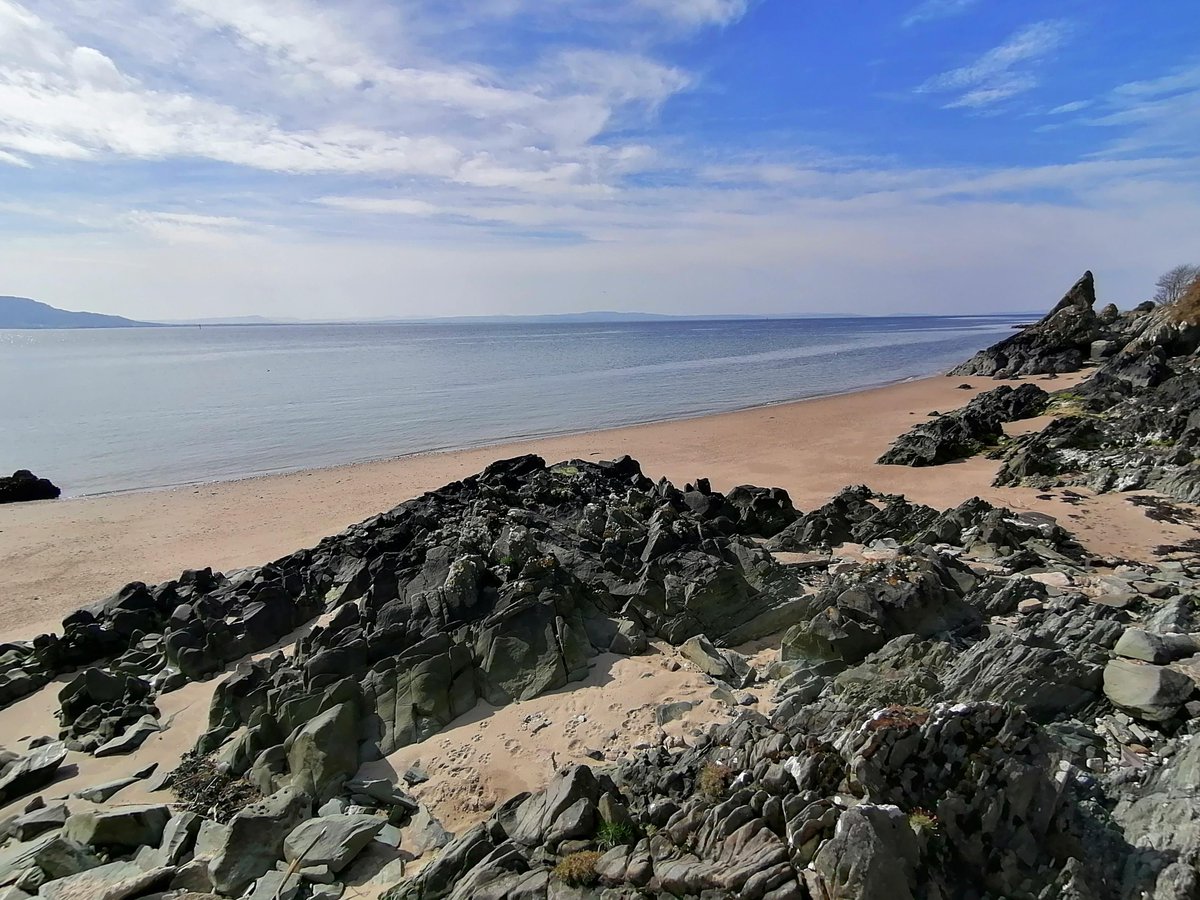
[0,317,1019,496]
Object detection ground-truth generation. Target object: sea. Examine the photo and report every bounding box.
[0,316,1021,497]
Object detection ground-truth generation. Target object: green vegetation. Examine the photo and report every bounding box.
[596,819,636,849]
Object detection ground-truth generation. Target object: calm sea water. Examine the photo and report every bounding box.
[0,317,1018,497]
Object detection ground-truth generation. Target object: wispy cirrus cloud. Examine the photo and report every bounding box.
[918,19,1071,108]
[902,0,980,28]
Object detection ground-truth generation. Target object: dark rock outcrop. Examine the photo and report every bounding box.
[951,271,1100,376]
[877,382,1049,466]
[0,470,60,504]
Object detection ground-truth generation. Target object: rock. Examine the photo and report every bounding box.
[405,804,452,855]
[950,272,1100,376]
[401,765,429,786]
[679,635,736,682]
[0,743,66,804]
[38,862,172,900]
[507,766,599,848]
[0,470,60,505]
[283,815,384,873]
[1017,598,1045,615]
[1103,658,1195,721]
[207,787,311,896]
[30,836,103,880]
[11,803,67,840]
[812,804,919,899]
[93,715,159,757]
[608,618,648,656]
[1114,628,1200,664]
[285,702,359,802]
[63,805,171,850]
[878,384,1050,467]
[655,700,696,726]
[73,777,140,803]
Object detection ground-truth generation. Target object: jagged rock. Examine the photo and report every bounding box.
[0,470,60,504]
[951,271,1100,376]
[10,803,67,840]
[63,805,170,850]
[508,766,600,848]
[73,776,141,803]
[723,485,798,537]
[93,714,160,757]
[285,702,359,802]
[207,787,311,896]
[405,804,452,855]
[283,815,384,873]
[811,804,919,899]
[0,743,66,804]
[779,551,980,670]
[1114,733,1200,898]
[1103,658,1195,721]
[878,383,1049,466]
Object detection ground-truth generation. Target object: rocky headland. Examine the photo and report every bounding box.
[1,272,1199,900]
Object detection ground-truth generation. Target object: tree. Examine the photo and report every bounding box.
[1153,263,1200,304]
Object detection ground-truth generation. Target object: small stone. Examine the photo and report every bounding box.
[1017,598,1045,615]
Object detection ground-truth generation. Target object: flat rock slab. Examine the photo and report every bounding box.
[39,862,173,900]
[63,804,171,850]
[74,777,141,803]
[11,803,68,841]
[0,743,67,804]
[93,716,160,758]
[283,814,385,873]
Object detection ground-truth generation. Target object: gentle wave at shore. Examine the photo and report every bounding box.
[0,316,1021,496]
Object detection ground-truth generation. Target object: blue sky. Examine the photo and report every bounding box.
[1,0,1198,318]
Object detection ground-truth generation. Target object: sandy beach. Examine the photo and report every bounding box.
[1,368,1192,643]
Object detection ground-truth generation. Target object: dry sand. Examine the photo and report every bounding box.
[2,368,1195,643]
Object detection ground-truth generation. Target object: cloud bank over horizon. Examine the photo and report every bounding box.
[0,0,1198,319]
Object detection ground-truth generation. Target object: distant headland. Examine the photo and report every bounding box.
[0,296,151,329]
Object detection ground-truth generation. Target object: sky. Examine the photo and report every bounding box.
[1,0,1199,320]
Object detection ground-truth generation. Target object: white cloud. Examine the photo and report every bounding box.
[1085,62,1200,156]
[0,0,693,192]
[1047,99,1091,115]
[902,0,980,28]
[631,0,749,28]
[918,19,1070,108]
[316,197,441,216]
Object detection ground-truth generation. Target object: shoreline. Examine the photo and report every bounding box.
[2,366,1194,643]
[69,368,936,501]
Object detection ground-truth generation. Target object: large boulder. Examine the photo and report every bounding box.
[282,814,384,873]
[63,804,171,850]
[284,702,359,802]
[207,787,311,895]
[951,272,1100,376]
[1103,658,1195,722]
[0,469,60,504]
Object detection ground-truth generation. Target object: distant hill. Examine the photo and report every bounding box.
[0,296,150,329]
